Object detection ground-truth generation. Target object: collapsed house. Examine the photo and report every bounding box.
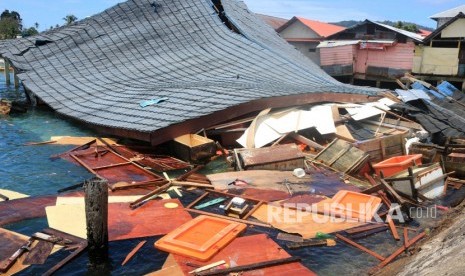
[2,0,465,275]
[0,0,380,146]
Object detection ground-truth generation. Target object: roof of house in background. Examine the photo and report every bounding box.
[255,14,288,30]
[277,16,345,38]
[423,12,465,42]
[430,4,465,19]
[418,29,432,37]
[0,0,378,144]
[326,20,424,43]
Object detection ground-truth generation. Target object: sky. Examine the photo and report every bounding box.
[0,0,462,31]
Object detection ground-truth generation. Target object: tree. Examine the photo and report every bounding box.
[63,14,78,25]
[393,20,419,33]
[34,22,39,29]
[0,9,22,39]
[22,27,38,37]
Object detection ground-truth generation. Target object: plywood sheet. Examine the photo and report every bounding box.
[0,189,28,201]
[207,170,311,193]
[173,234,316,275]
[46,199,192,241]
[421,47,459,75]
[252,203,364,239]
[0,195,57,226]
[145,254,184,276]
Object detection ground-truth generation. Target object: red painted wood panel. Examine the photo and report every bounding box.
[173,234,316,275]
[354,42,415,73]
[320,45,355,66]
[108,199,192,241]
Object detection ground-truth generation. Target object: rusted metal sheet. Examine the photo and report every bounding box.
[235,144,305,171]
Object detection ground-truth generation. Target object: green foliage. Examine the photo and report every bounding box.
[0,9,22,39]
[22,27,39,37]
[394,20,419,32]
[63,14,78,25]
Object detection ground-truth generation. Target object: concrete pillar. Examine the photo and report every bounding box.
[4,59,10,86]
[462,81,465,93]
[376,80,381,88]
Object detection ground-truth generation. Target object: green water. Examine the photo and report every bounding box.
[1,75,94,196]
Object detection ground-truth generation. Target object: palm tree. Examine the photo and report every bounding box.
[63,14,78,26]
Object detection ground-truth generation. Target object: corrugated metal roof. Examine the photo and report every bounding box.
[372,21,424,42]
[318,40,395,48]
[430,5,465,19]
[0,0,378,136]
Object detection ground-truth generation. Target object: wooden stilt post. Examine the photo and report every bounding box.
[4,59,10,86]
[84,178,110,272]
[13,67,19,89]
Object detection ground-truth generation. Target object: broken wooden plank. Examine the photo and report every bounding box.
[196,257,302,276]
[361,184,384,195]
[186,208,271,228]
[345,224,388,235]
[22,240,54,265]
[122,240,146,266]
[42,242,87,276]
[286,239,328,249]
[276,233,304,243]
[335,234,385,261]
[373,231,426,271]
[387,215,400,241]
[380,179,406,205]
[129,182,171,209]
[350,227,388,239]
[288,133,325,150]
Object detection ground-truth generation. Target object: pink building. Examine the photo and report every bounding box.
[318,20,424,80]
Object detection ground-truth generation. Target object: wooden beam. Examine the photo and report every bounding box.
[121,240,146,266]
[42,242,87,276]
[186,208,271,228]
[196,257,302,276]
[387,215,400,241]
[13,67,19,88]
[335,234,385,261]
[374,232,426,270]
[3,58,10,86]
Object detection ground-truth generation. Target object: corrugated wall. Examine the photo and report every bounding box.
[355,42,415,74]
[320,45,355,66]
